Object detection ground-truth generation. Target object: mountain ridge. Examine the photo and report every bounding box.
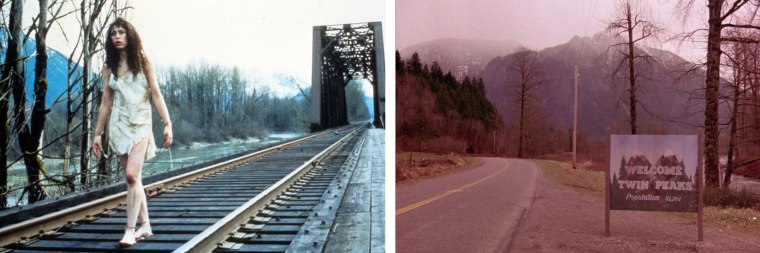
[477,33,706,135]
[399,37,521,79]
[0,32,83,106]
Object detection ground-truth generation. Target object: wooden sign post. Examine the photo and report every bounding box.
[605,134,703,241]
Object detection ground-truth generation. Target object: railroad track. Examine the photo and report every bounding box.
[0,125,367,252]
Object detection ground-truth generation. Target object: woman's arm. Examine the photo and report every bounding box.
[93,65,114,157]
[144,57,173,148]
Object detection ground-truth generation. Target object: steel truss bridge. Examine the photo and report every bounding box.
[310,22,385,131]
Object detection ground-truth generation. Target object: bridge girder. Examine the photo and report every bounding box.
[310,22,385,132]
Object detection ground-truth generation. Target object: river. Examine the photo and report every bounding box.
[4,132,304,206]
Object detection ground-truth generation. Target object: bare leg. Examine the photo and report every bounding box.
[119,138,150,246]
[135,136,154,238]
[117,154,135,247]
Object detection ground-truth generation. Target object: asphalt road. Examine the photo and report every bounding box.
[396,158,539,253]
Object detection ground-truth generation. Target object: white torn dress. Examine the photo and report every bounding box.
[107,71,157,160]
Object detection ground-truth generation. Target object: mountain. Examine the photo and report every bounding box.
[399,38,521,79]
[248,72,309,98]
[481,34,706,135]
[0,32,83,106]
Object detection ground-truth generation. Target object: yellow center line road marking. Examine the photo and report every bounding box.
[396,160,509,215]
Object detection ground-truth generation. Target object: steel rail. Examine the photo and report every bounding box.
[173,126,362,253]
[0,126,351,247]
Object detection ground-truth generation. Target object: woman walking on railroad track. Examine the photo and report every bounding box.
[92,17,173,247]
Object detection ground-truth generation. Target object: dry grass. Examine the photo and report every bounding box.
[396,152,478,183]
[533,159,760,240]
[532,160,605,197]
[663,207,760,240]
[702,207,760,238]
[705,187,760,209]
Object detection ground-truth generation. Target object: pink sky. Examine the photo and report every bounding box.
[397,0,706,62]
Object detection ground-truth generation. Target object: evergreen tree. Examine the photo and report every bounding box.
[396,50,406,75]
[408,52,423,74]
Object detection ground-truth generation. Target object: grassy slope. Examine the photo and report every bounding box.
[396,152,480,184]
[532,160,760,240]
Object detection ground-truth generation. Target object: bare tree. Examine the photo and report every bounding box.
[11,0,54,203]
[63,32,83,184]
[78,0,106,185]
[509,47,544,158]
[9,0,76,203]
[677,0,760,188]
[606,0,663,135]
[736,44,760,170]
[75,0,130,185]
[724,33,743,188]
[739,38,760,168]
[0,0,23,207]
[724,29,760,187]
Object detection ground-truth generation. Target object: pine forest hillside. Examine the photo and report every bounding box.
[396,51,503,155]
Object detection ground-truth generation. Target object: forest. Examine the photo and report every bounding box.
[396,51,505,154]
[397,50,573,158]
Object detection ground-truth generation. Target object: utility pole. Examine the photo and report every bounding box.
[573,65,578,169]
[493,130,496,156]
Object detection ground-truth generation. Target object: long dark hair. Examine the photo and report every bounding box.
[105,18,144,80]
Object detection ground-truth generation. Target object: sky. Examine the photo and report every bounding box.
[25,0,385,96]
[396,0,708,63]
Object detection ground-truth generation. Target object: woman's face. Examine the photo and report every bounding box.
[110,26,128,50]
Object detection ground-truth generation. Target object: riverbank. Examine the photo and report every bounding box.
[3,132,305,206]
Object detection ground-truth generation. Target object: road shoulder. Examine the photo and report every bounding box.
[511,160,760,253]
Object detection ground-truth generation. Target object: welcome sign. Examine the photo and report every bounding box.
[609,135,699,212]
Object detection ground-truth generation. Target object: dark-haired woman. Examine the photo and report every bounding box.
[92,18,173,247]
